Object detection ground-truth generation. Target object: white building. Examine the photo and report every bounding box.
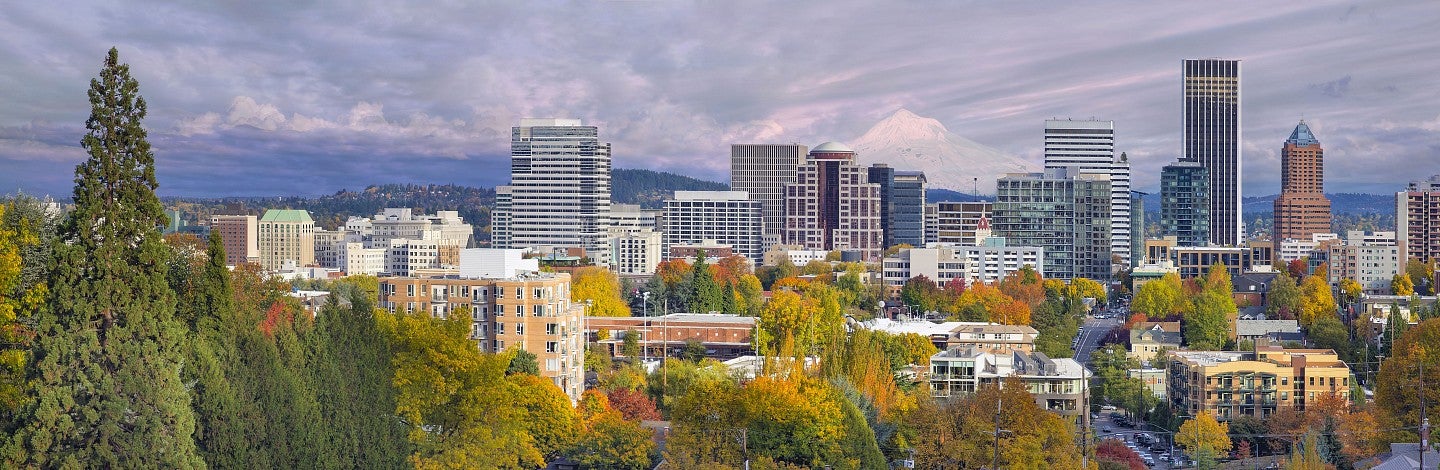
[882,243,1044,288]
[1329,231,1401,294]
[929,348,1090,424]
[1044,119,1131,267]
[458,248,540,279]
[368,208,473,249]
[257,209,316,272]
[493,119,613,265]
[338,242,386,276]
[761,244,829,267]
[662,191,764,261]
[610,204,660,232]
[933,202,993,246]
[609,227,663,275]
[385,238,444,277]
[1277,232,1339,262]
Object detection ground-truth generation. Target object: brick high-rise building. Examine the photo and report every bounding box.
[782,142,883,260]
[210,215,258,266]
[1397,175,1440,263]
[731,144,807,247]
[1273,121,1331,241]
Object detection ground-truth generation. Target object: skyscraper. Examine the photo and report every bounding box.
[730,144,807,246]
[1183,59,1242,245]
[1273,121,1331,241]
[783,142,883,260]
[1043,119,1131,266]
[662,191,764,261]
[994,168,1112,281]
[1397,175,1440,263]
[257,209,316,271]
[868,164,928,248]
[1161,162,1210,247]
[495,119,613,264]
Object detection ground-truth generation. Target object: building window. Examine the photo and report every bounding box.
[546,341,558,353]
[497,323,505,335]
[496,305,504,316]
[516,324,525,335]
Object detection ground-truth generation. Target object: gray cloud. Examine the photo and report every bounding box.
[1,0,1438,197]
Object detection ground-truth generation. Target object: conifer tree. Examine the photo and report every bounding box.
[183,230,253,468]
[689,251,723,313]
[7,48,204,468]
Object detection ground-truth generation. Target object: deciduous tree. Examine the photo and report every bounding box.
[572,266,632,317]
[1177,412,1232,458]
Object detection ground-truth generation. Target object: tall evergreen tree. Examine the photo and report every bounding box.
[689,251,723,313]
[6,48,204,467]
[182,230,256,468]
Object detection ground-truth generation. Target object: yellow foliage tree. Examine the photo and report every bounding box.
[1071,277,1108,305]
[1177,412,1232,457]
[1132,272,1191,319]
[1298,267,1337,328]
[571,266,632,317]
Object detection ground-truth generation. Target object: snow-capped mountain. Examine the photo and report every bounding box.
[849,109,1036,193]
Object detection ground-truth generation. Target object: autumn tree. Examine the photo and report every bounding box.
[908,377,1084,469]
[1184,265,1235,350]
[6,48,205,467]
[572,266,633,316]
[1096,439,1146,470]
[1338,278,1363,306]
[1375,318,1440,446]
[1392,273,1415,296]
[1269,273,1303,318]
[997,266,1046,307]
[1071,277,1108,305]
[900,275,942,314]
[0,195,53,427]
[1298,268,1337,328]
[1132,272,1190,319]
[1177,412,1232,463]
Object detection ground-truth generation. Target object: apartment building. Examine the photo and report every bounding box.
[880,243,1043,289]
[378,260,583,400]
[662,191,763,261]
[211,214,259,266]
[257,209,316,271]
[929,348,1089,424]
[1167,347,1350,421]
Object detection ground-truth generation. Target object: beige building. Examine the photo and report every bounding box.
[861,319,1037,354]
[379,271,584,401]
[211,215,259,266]
[258,209,316,271]
[586,313,756,360]
[1130,322,1181,363]
[1168,347,1351,421]
[782,142,884,261]
[929,348,1090,425]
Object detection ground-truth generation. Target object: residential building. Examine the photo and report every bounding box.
[929,348,1089,424]
[1278,232,1340,262]
[1397,175,1440,262]
[384,238,444,277]
[587,313,756,360]
[782,142,883,260]
[1128,368,1168,400]
[1236,320,1302,344]
[338,241,386,276]
[760,244,829,267]
[313,229,345,269]
[1329,230,1401,294]
[881,243,1043,290]
[257,209,316,271]
[1044,119,1131,267]
[862,319,1038,353]
[211,215,259,266]
[662,191,763,261]
[1273,121,1332,241]
[1232,270,1279,309]
[731,144,807,245]
[669,239,735,264]
[1130,322,1181,363]
[1161,161,1211,246]
[933,201,993,246]
[1183,58,1243,246]
[369,208,474,251]
[378,263,583,400]
[494,119,612,265]
[994,167,1112,280]
[608,227,663,275]
[869,165,928,248]
[1167,347,1350,421]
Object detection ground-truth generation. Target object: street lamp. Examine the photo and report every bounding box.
[641,291,650,317]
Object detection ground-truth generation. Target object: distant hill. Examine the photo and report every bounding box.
[1137,192,1396,237]
[164,183,496,235]
[612,168,728,209]
[1241,193,1394,215]
[926,188,987,203]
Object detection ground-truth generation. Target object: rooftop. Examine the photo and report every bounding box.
[1287,120,1320,146]
[260,209,314,223]
[811,141,854,153]
[1236,319,1300,337]
[1171,350,1249,367]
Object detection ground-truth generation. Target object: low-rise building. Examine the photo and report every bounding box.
[761,244,830,267]
[1130,322,1181,363]
[880,243,1043,293]
[1232,270,1279,310]
[1236,320,1301,344]
[1128,367,1167,400]
[861,319,1038,353]
[929,348,1089,424]
[586,313,756,360]
[1167,347,1351,421]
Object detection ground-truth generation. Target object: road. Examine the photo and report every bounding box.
[1077,308,1181,468]
[1073,312,1120,364]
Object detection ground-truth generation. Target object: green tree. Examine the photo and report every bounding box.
[735,274,765,316]
[1375,318,1440,445]
[1307,315,1351,361]
[690,251,725,313]
[507,348,540,376]
[622,329,642,359]
[900,275,942,314]
[1268,273,1303,318]
[6,48,205,468]
[0,195,55,427]
[306,290,410,468]
[1186,287,1233,350]
[180,230,253,468]
[1338,278,1363,306]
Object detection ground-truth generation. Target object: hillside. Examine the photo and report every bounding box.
[164,183,497,235]
[611,168,728,209]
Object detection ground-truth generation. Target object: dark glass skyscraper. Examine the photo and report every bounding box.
[1161,162,1210,247]
[868,164,928,249]
[1183,59,1241,246]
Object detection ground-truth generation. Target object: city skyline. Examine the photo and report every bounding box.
[1,2,1438,197]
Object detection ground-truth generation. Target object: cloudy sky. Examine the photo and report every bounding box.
[1,1,1437,197]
